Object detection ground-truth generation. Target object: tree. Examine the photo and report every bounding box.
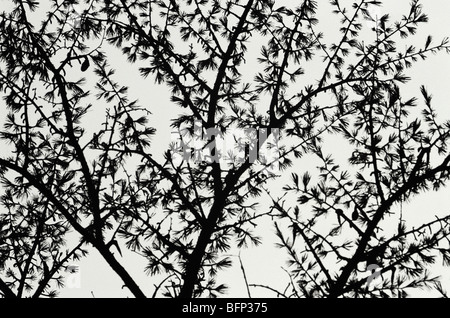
[0,0,449,298]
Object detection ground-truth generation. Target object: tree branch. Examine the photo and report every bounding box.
[328,154,450,297]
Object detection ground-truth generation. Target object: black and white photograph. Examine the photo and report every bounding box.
[1,0,450,307]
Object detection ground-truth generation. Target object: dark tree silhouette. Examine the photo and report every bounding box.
[0,0,450,298]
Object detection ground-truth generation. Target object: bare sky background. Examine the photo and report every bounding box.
[2,0,450,298]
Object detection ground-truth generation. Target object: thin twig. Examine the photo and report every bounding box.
[238,253,251,298]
